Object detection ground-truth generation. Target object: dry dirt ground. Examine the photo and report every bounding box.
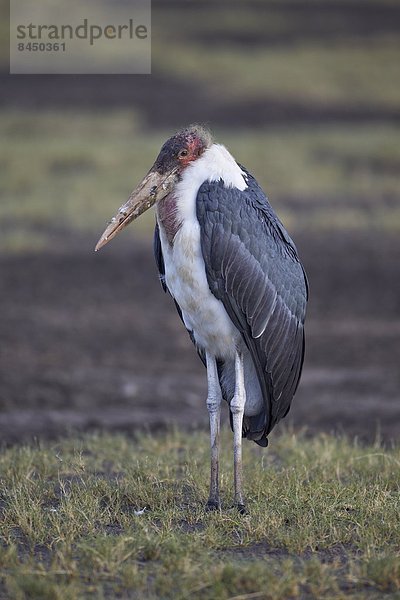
[1,228,399,445]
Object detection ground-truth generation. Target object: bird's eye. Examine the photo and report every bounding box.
[178,148,188,159]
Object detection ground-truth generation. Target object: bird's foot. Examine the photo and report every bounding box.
[233,495,247,514]
[205,498,220,511]
[236,503,247,515]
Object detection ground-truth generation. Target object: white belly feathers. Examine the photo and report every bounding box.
[160,219,240,358]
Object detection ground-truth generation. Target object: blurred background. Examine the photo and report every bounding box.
[0,0,399,443]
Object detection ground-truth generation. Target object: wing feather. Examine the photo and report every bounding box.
[196,172,308,438]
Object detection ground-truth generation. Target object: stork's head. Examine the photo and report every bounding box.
[95,125,212,251]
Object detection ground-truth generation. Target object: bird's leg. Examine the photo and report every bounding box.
[205,352,222,510]
[230,350,246,512]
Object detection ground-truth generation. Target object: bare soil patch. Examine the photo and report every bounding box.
[0,229,399,444]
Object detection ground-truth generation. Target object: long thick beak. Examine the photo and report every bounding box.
[95,168,178,251]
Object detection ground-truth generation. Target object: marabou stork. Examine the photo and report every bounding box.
[95,125,308,511]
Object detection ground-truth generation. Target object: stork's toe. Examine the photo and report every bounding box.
[205,499,220,511]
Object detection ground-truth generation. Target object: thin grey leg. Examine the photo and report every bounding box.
[205,352,222,509]
[230,350,246,511]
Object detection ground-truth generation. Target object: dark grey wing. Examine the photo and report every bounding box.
[153,222,167,292]
[153,222,206,367]
[197,172,308,438]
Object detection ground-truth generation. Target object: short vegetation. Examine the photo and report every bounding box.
[1,429,399,599]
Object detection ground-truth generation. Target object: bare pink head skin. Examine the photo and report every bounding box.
[95,125,212,251]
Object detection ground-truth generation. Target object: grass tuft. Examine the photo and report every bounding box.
[0,429,399,598]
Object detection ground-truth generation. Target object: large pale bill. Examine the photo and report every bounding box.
[95,168,178,251]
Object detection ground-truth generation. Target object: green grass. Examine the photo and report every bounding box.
[1,429,399,598]
[153,0,400,110]
[156,36,400,110]
[1,110,400,253]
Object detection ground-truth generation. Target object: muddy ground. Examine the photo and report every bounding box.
[1,228,399,444]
